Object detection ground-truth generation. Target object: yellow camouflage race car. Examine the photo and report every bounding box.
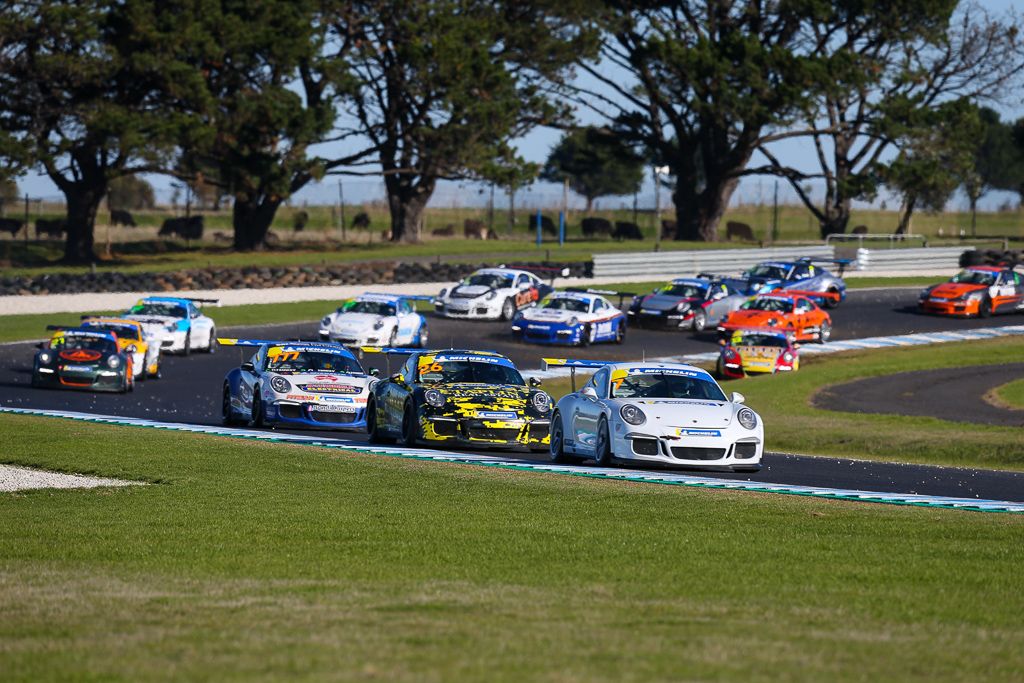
[79,317,162,379]
[363,347,552,451]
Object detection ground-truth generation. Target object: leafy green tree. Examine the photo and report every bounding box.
[0,1,204,263]
[574,1,832,241]
[333,0,594,242]
[540,127,643,212]
[107,175,156,211]
[179,0,366,251]
[759,2,1024,238]
[961,108,1024,233]
[883,100,981,234]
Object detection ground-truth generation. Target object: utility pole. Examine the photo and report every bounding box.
[23,193,29,245]
[771,180,780,244]
[338,179,346,242]
[488,183,495,235]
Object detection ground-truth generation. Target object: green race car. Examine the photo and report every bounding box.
[364,348,551,451]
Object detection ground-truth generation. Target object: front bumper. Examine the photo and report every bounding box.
[265,400,367,430]
[434,301,500,319]
[612,427,762,470]
[319,329,386,346]
[160,329,189,353]
[421,415,551,448]
[513,322,582,345]
[34,366,125,392]
[918,298,978,316]
[628,309,695,329]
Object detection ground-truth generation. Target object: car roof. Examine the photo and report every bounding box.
[418,349,516,367]
[474,267,531,277]
[668,278,709,288]
[966,266,1003,273]
[141,296,192,306]
[351,293,402,304]
[81,318,143,328]
[264,341,357,359]
[548,291,598,303]
[606,362,716,381]
[50,327,118,342]
[757,261,797,270]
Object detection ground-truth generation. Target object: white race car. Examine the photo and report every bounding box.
[434,268,553,321]
[512,289,629,346]
[319,293,430,348]
[122,296,218,355]
[544,359,763,472]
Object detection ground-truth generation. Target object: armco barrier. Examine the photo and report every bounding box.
[592,245,970,278]
[855,246,970,273]
[591,246,833,278]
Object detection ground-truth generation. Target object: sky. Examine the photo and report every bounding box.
[14,0,1024,215]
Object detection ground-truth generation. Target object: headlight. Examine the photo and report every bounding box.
[424,389,445,407]
[165,324,177,332]
[270,375,291,393]
[38,351,52,364]
[737,408,758,430]
[107,355,121,369]
[675,301,691,313]
[485,290,497,300]
[438,288,448,299]
[321,316,331,326]
[620,404,645,425]
[961,290,984,301]
[374,320,385,330]
[531,391,551,413]
[569,316,579,326]
[782,352,794,362]
[918,288,930,300]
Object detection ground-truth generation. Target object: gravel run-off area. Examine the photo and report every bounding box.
[0,464,139,493]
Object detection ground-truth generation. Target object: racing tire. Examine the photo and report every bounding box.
[119,371,130,394]
[500,298,516,322]
[593,416,613,467]
[692,310,707,334]
[979,296,993,318]
[817,321,832,344]
[252,390,265,428]
[614,322,626,345]
[401,401,420,447]
[715,358,725,380]
[417,323,429,348]
[823,287,840,309]
[207,329,217,353]
[366,398,394,444]
[549,412,582,464]
[150,363,162,380]
[222,384,241,426]
[579,324,593,347]
[388,328,398,347]
[182,331,191,357]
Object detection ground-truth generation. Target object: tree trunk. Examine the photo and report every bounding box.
[969,196,977,237]
[671,175,740,242]
[585,196,593,213]
[895,194,917,235]
[232,195,282,251]
[62,184,105,264]
[385,174,435,243]
[818,197,851,240]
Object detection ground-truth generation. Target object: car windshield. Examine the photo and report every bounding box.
[741,297,793,313]
[88,324,140,341]
[342,300,396,316]
[746,265,789,280]
[952,269,997,286]
[129,302,187,318]
[263,350,363,375]
[418,360,524,385]
[465,273,513,289]
[50,335,116,353]
[733,334,787,348]
[611,373,726,401]
[656,283,705,298]
[541,297,589,312]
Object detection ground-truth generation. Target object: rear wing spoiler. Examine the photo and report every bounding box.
[795,256,855,276]
[565,287,637,307]
[219,337,347,348]
[501,264,572,285]
[542,357,608,391]
[183,297,221,307]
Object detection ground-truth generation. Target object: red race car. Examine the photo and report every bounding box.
[918,266,1024,317]
[716,328,800,380]
[717,291,832,343]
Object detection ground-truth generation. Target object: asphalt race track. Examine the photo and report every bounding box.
[3,287,1024,503]
[816,363,1024,427]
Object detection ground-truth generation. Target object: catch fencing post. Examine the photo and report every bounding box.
[558,211,565,246]
[536,208,542,247]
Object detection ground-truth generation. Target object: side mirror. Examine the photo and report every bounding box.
[390,373,403,383]
[731,391,745,404]
[35,342,44,350]
[126,345,137,353]
[718,338,727,346]
[241,361,255,372]
[529,376,541,387]
[581,386,598,400]
[368,368,380,377]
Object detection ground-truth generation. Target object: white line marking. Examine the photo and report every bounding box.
[1,407,1021,514]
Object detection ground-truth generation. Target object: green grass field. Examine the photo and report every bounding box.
[988,377,1024,411]
[2,202,1021,277]
[540,336,1024,472]
[1,411,1022,681]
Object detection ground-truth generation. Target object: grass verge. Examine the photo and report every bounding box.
[987,377,1024,411]
[540,336,1024,471]
[0,411,1021,681]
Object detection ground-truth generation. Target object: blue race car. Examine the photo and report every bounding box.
[718,257,850,308]
[511,289,629,346]
[220,338,378,430]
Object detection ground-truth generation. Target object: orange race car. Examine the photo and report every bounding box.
[717,292,832,343]
[917,266,1024,318]
[79,317,162,379]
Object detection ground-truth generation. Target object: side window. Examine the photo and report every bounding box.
[513,274,526,288]
[189,304,200,319]
[593,299,603,312]
[593,368,610,398]
[1015,273,1022,286]
[402,356,417,382]
[795,299,811,312]
[400,300,413,315]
